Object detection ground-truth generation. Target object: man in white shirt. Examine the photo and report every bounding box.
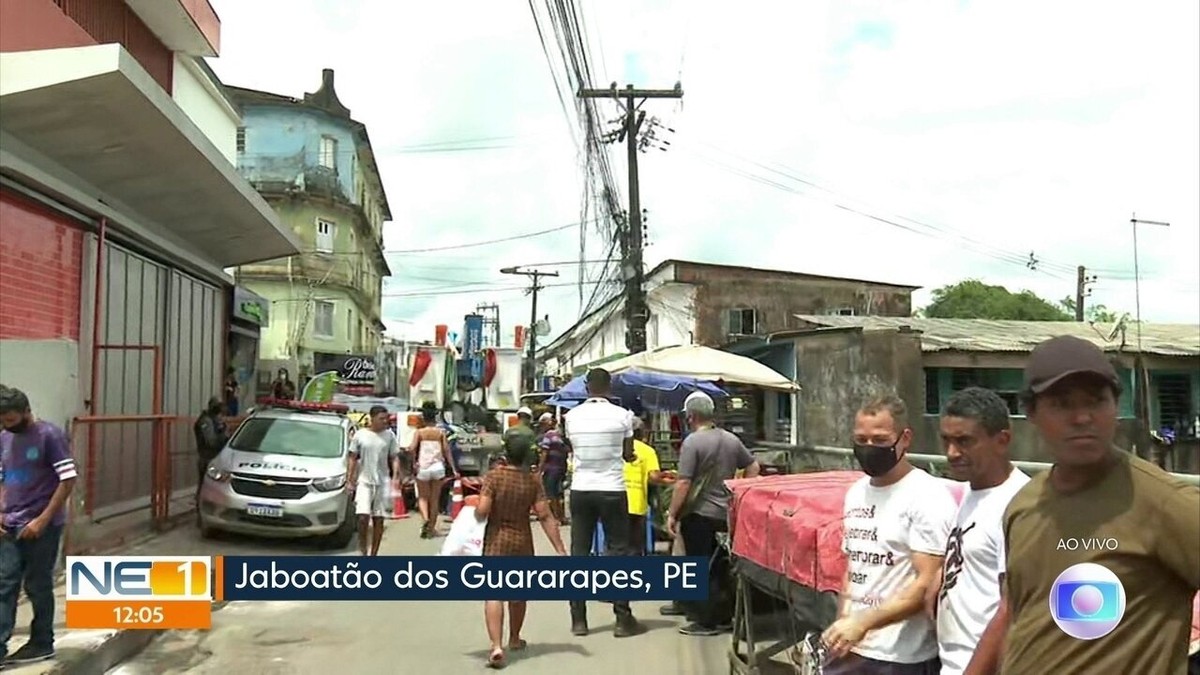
[924,387,1030,675]
[562,368,643,638]
[347,406,401,556]
[823,395,956,675]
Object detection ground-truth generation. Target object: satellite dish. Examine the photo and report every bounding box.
[533,319,551,337]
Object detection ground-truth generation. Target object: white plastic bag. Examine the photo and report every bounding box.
[439,505,487,556]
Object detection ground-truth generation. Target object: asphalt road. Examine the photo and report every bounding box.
[106,516,772,675]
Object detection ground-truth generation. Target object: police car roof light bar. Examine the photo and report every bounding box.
[259,398,350,415]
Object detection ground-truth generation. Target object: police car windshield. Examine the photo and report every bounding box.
[229,418,342,458]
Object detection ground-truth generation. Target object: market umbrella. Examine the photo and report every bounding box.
[546,370,726,413]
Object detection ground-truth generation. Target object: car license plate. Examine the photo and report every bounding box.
[247,503,283,518]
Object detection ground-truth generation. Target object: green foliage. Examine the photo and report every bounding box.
[1059,297,1120,323]
[923,280,1072,321]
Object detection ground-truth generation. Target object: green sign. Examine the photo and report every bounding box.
[302,371,339,403]
[239,301,263,324]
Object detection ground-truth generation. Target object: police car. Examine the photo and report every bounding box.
[197,399,358,548]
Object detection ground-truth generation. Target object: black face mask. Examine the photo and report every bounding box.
[853,439,902,477]
[4,417,30,435]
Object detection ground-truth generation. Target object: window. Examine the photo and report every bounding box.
[313,301,334,338]
[947,368,1021,415]
[358,318,363,347]
[833,307,856,316]
[228,418,344,458]
[319,136,337,169]
[236,127,246,154]
[347,308,353,341]
[924,368,940,415]
[1156,374,1193,431]
[726,308,758,336]
[315,218,335,253]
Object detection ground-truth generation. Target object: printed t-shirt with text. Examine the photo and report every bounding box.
[562,398,633,492]
[624,440,660,516]
[350,428,398,486]
[841,468,956,665]
[0,421,78,529]
[936,468,1031,675]
[1000,450,1200,675]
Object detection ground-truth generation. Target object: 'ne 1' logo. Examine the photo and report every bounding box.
[66,556,211,600]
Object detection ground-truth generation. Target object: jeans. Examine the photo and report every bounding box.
[679,513,732,628]
[628,515,646,556]
[0,523,64,657]
[569,491,633,622]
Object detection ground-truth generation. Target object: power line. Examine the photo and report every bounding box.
[382,279,612,299]
[387,221,586,253]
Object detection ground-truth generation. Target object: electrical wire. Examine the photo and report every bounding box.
[388,221,585,253]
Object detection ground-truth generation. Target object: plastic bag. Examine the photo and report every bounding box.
[439,505,487,556]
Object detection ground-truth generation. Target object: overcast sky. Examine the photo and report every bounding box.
[207,0,1199,345]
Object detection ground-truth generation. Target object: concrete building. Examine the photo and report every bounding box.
[728,315,1200,472]
[0,0,300,527]
[539,259,918,377]
[227,72,392,392]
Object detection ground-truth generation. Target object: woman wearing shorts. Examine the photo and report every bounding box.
[408,402,457,538]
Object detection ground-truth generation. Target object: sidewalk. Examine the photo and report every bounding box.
[7,499,201,675]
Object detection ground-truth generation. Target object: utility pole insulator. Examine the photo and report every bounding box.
[577,83,683,355]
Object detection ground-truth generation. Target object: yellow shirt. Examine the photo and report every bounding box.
[624,440,660,516]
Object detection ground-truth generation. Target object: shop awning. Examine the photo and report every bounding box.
[0,44,301,267]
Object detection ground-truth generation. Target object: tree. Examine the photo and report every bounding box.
[1059,297,1120,323]
[923,280,1072,320]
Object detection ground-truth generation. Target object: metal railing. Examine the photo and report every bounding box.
[754,441,1200,487]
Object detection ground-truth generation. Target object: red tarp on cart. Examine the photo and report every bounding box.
[726,471,965,595]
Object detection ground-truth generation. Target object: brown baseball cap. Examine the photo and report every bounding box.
[1023,335,1121,395]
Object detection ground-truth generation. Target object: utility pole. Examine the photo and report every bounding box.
[475,303,500,348]
[500,266,559,390]
[1129,214,1171,467]
[1074,266,1098,321]
[578,83,683,354]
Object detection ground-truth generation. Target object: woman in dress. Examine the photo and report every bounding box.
[474,431,567,668]
[408,401,457,538]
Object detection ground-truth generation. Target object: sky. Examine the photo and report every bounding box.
[206,0,1200,346]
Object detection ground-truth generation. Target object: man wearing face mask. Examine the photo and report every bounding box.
[0,386,77,666]
[822,394,956,675]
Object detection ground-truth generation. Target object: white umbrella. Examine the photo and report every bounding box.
[599,345,799,392]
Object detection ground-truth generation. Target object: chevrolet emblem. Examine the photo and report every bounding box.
[263,480,276,486]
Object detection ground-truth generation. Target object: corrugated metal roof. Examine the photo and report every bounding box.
[790,315,1200,357]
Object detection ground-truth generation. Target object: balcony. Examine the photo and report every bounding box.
[238,254,380,321]
[124,0,220,57]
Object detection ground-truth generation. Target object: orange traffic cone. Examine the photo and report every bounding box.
[391,485,409,520]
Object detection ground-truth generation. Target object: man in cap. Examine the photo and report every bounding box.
[965,336,1200,674]
[667,391,761,636]
[502,406,537,471]
[561,368,643,637]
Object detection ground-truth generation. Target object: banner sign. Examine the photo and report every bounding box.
[220,555,710,602]
[301,371,338,403]
[313,352,377,394]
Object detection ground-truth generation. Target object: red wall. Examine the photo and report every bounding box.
[0,190,84,341]
[0,0,96,53]
[0,0,173,93]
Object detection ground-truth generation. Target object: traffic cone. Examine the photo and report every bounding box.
[390,484,409,520]
[449,479,465,520]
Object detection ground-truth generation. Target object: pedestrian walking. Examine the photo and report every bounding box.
[666,392,762,637]
[535,412,570,524]
[966,336,1200,675]
[408,401,458,538]
[193,396,227,507]
[822,394,953,674]
[474,432,567,668]
[348,406,402,556]
[0,386,77,666]
[926,387,1029,675]
[625,417,661,555]
[561,368,644,638]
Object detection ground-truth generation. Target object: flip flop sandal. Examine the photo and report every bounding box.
[487,648,506,669]
[507,640,527,651]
